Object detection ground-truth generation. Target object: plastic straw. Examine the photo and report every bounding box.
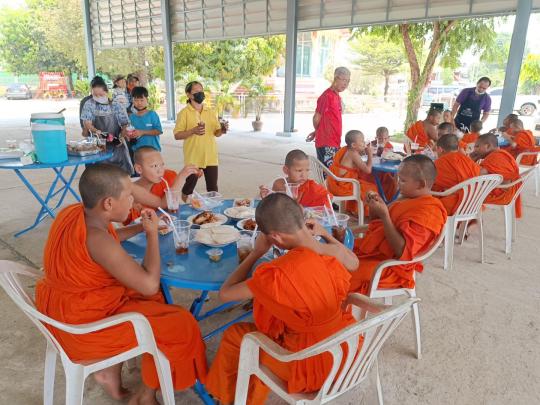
[281,177,292,197]
[157,207,181,241]
[250,225,258,247]
[161,176,170,191]
[327,195,338,226]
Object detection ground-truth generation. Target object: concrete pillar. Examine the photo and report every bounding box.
[82,0,95,78]
[161,0,176,121]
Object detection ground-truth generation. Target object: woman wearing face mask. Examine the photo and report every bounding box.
[80,76,133,174]
[451,77,492,133]
[173,81,229,200]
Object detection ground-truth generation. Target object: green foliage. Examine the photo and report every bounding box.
[520,54,540,94]
[147,83,162,111]
[244,78,272,120]
[73,79,90,97]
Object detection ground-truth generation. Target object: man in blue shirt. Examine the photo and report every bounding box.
[128,86,163,152]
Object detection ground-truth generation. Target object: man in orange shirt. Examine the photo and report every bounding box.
[471,134,523,217]
[327,130,378,217]
[349,155,447,294]
[204,193,359,404]
[406,108,441,150]
[35,164,207,404]
[503,118,538,166]
[433,134,481,214]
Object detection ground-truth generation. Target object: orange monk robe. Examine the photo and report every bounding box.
[349,195,447,294]
[406,121,430,147]
[480,149,523,218]
[459,132,480,152]
[205,248,357,405]
[504,130,538,166]
[327,147,378,216]
[124,169,177,225]
[35,204,207,389]
[297,179,333,207]
[433,152,481,214]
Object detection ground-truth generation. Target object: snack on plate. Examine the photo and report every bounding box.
[381,151,404,161]
[193,211,219,226]
[225,206,256,219]
[158,219,172,235]
[242,218,257,231]
[234,198,252,207]
[196,225,240,246]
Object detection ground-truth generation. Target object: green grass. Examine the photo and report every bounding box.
[391,132,406,143]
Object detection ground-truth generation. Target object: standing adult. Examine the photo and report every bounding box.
[80,76,133,174]
[451,77,492,132]
[306,67,351,168]
[173,81,228,200]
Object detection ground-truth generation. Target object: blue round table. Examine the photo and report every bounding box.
[0,151,113,237]
[371,158,401,204]
[122,199,354,340]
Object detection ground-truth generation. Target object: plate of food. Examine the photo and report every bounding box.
[194,225,240,247]
[236,218,258,231]
[190,191,223,211]
[224,206,256,220]
[187,211,228,228]
[233,198,253,207]
[381,151,405,163]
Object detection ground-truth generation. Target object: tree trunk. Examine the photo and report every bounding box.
[383,73,390,102]
[400,21,457,131]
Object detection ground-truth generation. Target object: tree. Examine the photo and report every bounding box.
[520,54,540,94]
[349,34,405,101]
[355,19,497,130]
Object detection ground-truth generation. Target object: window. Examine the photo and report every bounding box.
[296,32,312,77]
[318,36,330,76]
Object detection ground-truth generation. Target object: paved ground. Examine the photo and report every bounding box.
[0,99,539,404]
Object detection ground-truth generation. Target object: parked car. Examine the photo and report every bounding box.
[5,83,32,100]
[421,85,461,107]
[489,87,540,116]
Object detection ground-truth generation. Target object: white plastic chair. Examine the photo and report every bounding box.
[366,226,447,360]
[516,151,540,197]
[0,260,175,405]
[309,155,364,225]
[484,168,536,257]
[234,294,419,405]
[431,174,503,271]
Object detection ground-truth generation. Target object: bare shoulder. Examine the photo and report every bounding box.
[86,226,120,260]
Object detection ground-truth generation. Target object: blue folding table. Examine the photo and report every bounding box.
[0,151,112,237]
[371,158,401,204]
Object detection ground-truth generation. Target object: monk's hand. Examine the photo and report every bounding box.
[141,209,159,235]
[305,219,329,238]
[178,164,200,180]
[367,194,388,219]
[253,233,273,257]
[259,185,272,199]
[306,132,315,142]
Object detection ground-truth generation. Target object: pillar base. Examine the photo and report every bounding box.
[276,131,294,137]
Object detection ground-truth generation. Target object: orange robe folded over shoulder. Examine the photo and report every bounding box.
[35,204,207,390]
[433,152,480,214]
[480,149,523,218]
[349,195,447,295]
[297,179,333,207]
[459,132,480,152]
[406,121,429,147]
[327,147,378,216]
[124,169,177,225]
[505,130,538,166]
[205,248,357,405]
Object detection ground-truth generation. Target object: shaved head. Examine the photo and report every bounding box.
[428,108,442,118]
[470,120,483,133]
[345,130,364,147]
[438,122,454,135]
[79,164,129,209]
[510,118,524,130]
[401,155,437,187]
[255,193,305,234]
[477,133,498,148]
[134,146,160,165]
[437,134,459,152]
[284,149,308,167]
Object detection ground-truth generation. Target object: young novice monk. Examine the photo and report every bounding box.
[35,164,207,405]
[264,149,332,207]
[125,146,200,224]
[406,108,441,151]
[433,134,481,214]
[471,133,523,217]
[459,120,483,154]
[204,193,359,404]
[327,130,378,216]
[503,118,538,166]
[437,122,455,138]
[349,155,447,294]
[369,126,398,200]
[370,126,393,155]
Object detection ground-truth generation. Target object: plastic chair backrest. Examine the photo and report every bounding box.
[301,297,418,402]
[516,151,540,166]
[507,167,536,205]
[452,174,503,219]
[0,261,70,359]
[309,155,327,186]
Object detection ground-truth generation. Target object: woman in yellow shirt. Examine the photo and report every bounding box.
[173,81,228,200]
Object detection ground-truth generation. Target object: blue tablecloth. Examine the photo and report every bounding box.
[371,158,401,204]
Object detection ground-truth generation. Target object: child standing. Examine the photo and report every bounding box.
[128,86,163,152]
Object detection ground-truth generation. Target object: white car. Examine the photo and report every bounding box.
[489,87,540,116]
